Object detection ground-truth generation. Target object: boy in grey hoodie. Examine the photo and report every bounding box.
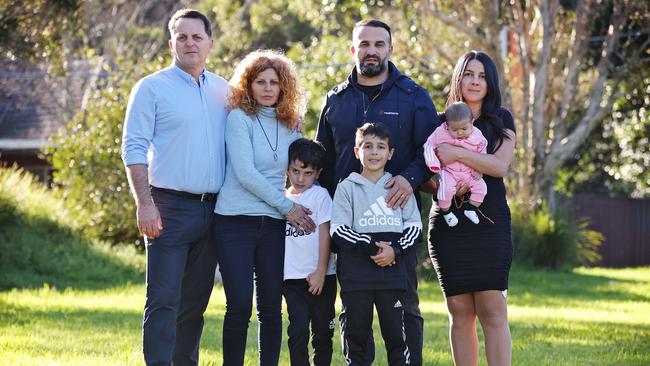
[331,123,422,366]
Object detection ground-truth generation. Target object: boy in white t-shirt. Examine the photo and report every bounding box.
[283,138,336,366]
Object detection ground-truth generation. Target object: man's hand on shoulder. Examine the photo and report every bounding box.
[435,143,462,166]
[384,175,413,209]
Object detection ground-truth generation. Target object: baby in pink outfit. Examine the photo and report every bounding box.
[424,102,487,227]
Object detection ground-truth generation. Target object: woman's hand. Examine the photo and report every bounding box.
[435,143,463,166]
[286,203,315,233]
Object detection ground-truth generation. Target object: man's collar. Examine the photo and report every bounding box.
[171,62,207,84]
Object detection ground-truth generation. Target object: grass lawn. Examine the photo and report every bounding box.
[1,265,649,365]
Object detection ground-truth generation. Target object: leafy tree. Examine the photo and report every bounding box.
[40,0,648,248]
[45,0,177,245]
[52,56,172,244]
[556,71,650,198]
[0,0,82,69]
[48,57,168,245]
[431,2,648,206]
[354,0,649,208]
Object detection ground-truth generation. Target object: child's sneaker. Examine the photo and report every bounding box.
[464,209,480,224]
[443,212,458,227]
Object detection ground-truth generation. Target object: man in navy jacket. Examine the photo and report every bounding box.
[316,19,439,366]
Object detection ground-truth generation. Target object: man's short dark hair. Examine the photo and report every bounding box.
[353,19,392,45]
[355,122,393,148]
[288,138,326,171]
[168,9,212,38]
[445,102,473,125]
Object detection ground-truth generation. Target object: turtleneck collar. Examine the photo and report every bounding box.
[257,105,277,119]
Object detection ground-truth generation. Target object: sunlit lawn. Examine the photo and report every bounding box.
[1,266,649,365]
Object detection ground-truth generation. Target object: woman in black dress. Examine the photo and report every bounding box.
[428,51,516,366]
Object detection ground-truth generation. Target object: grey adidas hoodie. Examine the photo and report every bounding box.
[331,172,422,292]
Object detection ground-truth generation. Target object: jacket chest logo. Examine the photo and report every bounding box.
[378,110,399,116]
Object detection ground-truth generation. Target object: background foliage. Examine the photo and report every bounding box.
[2,0,645,269]
[47,57,168,245]
[511,201,604,269]
[0,167,143,290]
[1,4,649,365]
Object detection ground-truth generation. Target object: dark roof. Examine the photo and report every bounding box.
[0,59,108,150]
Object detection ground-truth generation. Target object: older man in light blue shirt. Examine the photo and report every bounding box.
[121,9,228,366]
[122,63,227,193]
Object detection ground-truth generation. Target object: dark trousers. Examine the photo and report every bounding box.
[283,275,337,366]
[364,248,424,366]
[143,189,218,366]
[340,290,409,366]
[215,214,286,366]
[403,247,424,366]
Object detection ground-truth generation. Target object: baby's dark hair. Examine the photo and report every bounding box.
[445,101,473,125]
[355,122,393,147]
[288,138,326,170]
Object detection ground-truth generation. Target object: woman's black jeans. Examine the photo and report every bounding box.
[215,214,286,366]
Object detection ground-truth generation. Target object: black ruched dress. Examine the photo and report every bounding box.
[428,107,515,297]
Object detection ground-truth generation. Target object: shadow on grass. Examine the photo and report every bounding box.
[0,300,144,361]
[0,195,143,291]
[508,264,650,305]
[418,259,649,303]
[511,315,650,365]
[3,281,647,365]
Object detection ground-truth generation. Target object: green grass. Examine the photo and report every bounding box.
[1,265,649,365]
[0,167,144,290]
[2,167,648,364]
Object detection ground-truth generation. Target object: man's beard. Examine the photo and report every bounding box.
[358,55,388,77]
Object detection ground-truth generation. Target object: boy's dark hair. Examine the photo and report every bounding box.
[168,9,212,38]
[355,122,393,147]
[288,138,326,170]
[445,101,473,125]
[354,19,392,45]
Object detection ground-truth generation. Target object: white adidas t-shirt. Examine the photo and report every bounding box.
[284,185,336,280]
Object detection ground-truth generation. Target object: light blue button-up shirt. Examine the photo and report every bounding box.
[122,63,229,194]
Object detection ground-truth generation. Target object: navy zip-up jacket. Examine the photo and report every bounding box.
[316,61,439,199]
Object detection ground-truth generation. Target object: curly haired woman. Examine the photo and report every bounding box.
[214,49,312,365]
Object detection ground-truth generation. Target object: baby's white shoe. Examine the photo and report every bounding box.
[464,210,480,224]
[443,212,458,227]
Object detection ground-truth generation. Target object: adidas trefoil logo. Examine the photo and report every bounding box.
[358,196,402,227]
[393,300,402,308]
[328,319,336,329]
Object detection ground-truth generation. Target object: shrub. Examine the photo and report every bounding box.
[47,57,168,245]
[0,166,143,289]
[512,202,604,269]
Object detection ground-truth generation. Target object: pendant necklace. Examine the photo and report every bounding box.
[255,114,279,161]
